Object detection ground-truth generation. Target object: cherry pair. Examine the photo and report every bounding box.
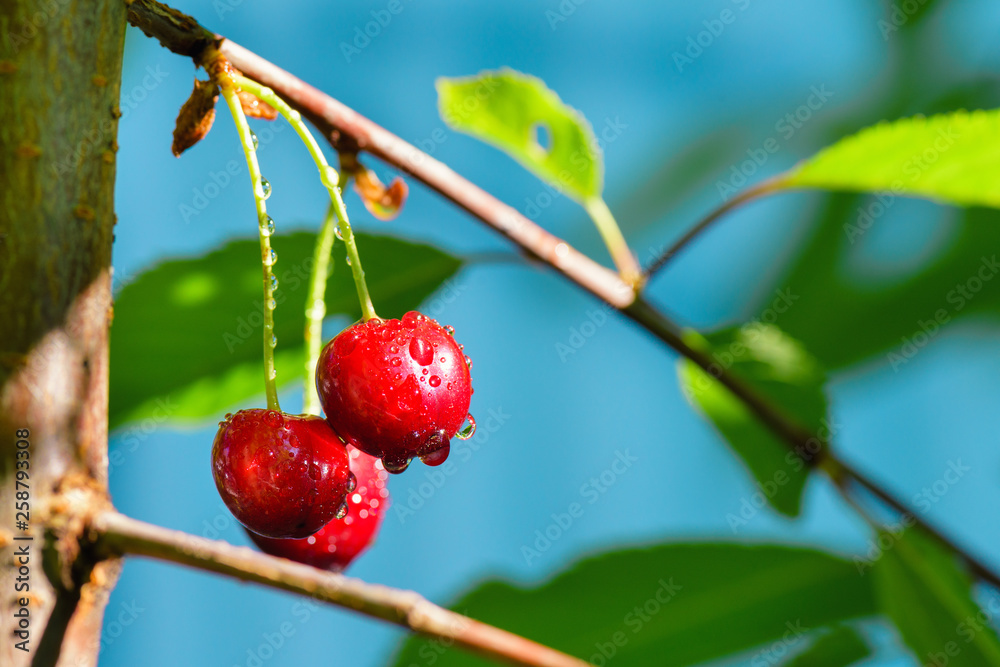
[211,311,472,568]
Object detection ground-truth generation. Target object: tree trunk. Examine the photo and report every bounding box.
[1,1,126,665]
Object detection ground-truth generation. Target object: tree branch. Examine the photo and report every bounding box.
[123,0,1000,593]
[91,511,590,667]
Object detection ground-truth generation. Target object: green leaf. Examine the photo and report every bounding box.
[677,325,826,518]
[784,626,871,667]
[787,110,1000,208]
[110,231,460,429]
[874,527,1000,666]
[437,68,602,201]
[390,542,876,667]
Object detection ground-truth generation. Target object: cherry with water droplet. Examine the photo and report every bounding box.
[211,409,353,538]
[316,311,473,473]
[246,446,390,570]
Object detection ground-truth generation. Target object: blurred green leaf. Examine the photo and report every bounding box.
[784,626,871,667]
[677,325,825,518]
[764,194,1000,370]
[787,110,1000,208]
[391,542,875,667]
[437,68,602,201]
[110,231,460,429]
[875,527,1000,666]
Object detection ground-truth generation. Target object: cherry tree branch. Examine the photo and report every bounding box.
[91,511,590,667]
[124,0,1000,591]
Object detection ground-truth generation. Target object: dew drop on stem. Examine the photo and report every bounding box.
[259,178,272,200]
[250,130,259,151]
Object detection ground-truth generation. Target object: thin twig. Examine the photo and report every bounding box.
[642,175,790,280]
[124,0,1000,590]
[91,511,590,667]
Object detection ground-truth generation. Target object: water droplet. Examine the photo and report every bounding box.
[408,337,434,365]
[269,368,277,380]
[250,130,259,150]
[439,357,446,363]
[455,414,476,440]
[464,355,473,369]
[421,442,450,467]
[382,455,411,474]
[321,165,339,189]
[345,255,352,266]
[346,472,357,494]
[269,333,277,348]
[421,368,429,375]
[265,249,277,266]
[429,375,441,387]
[260,215,275,236]
[267,298,277,310]
[391,357,402,367]
[269,274,279,291]
[259,178,272,200]
[335,502,349,519]
[263,410,283,428]
[444,325,455,335]
[334,224,344,241]
[458,344,465,351]
[389,345,399,354]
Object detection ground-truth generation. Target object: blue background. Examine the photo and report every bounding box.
[104,1,1000,665]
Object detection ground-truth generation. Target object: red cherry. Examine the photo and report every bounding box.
[212,409,353,538]
[316,311,473,473]
[247,446,390,570]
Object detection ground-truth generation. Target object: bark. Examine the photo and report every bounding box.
[0,1,126,665]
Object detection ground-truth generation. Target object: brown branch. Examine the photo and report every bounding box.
[91,511,590,667]
[123,0,1000,592]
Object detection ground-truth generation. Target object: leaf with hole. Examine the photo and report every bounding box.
[437,68,602,202]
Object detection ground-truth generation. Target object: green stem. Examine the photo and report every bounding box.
[233,74,378,321]
[583,197,642,290]
[302,198,341,416]
[221,84,280,411]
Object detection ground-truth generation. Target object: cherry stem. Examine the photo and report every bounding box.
[642,174,790,280]
[219,82,280,412]
[232,74,378,322]
[583,196,643,291]
[302,199,342,416]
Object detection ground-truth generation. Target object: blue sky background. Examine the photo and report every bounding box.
[103,1,1000,665]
